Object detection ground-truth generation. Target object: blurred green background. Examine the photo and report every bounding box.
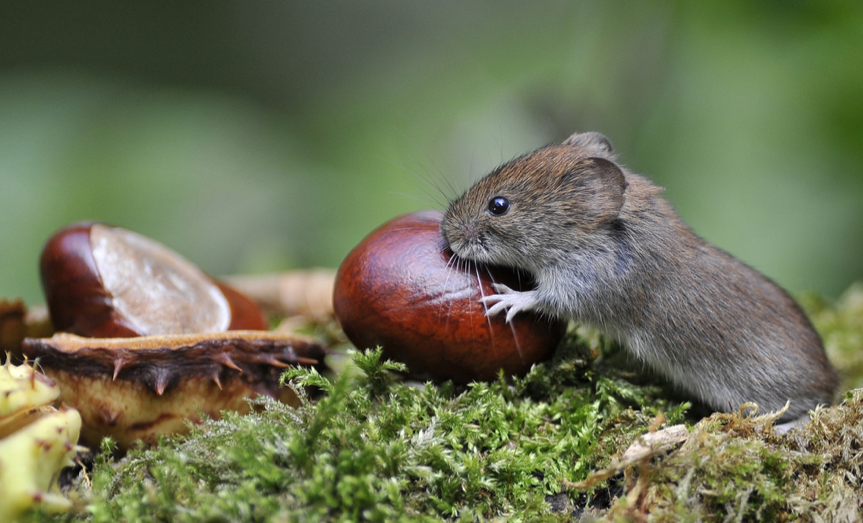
[1,1,861,304]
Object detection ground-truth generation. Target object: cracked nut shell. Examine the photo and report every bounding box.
[22,331,326,449]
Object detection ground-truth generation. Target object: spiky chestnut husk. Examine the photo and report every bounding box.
[333,210,567,384]
[0,357,59,427]
[22,331,327,450]
[0,360,84,521]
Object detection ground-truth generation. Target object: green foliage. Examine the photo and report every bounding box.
[5,3,863,303]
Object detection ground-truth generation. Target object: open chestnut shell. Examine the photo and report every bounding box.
[333,210,566,383]
[22,331,326,449]
[40,222,267,337]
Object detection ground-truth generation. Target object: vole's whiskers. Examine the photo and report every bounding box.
[440,245,464,332]
[473,262,489,355]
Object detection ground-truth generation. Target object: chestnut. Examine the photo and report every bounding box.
[40,222,268,337]
[333,210,566,383]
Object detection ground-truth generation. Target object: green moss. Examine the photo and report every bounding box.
[597,390,863,522]
[18,286,863,522]
[18,328,685,522]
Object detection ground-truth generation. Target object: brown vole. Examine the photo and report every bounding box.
[440,131,837,421]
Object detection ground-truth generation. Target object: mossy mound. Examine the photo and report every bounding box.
[18,286,863,522]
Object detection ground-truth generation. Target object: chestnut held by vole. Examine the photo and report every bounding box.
[441,132,837,421]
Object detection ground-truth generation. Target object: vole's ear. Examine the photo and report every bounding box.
[563,132,614,155]
[561,157,627,224]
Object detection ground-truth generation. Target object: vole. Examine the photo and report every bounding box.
[440,131,837,421]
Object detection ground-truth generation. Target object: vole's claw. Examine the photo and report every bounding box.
[491,283,517,295]
[479,287,539,322]
[483,300,509,318]
[479,293,505,315]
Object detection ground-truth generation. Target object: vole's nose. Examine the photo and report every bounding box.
[461,222,480,244]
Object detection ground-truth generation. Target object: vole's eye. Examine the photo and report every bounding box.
[487,196,510,216]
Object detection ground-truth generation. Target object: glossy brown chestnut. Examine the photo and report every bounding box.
[333,210,566,383]
[40,222,268,337]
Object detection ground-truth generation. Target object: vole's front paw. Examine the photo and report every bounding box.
[480,284,539,323]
